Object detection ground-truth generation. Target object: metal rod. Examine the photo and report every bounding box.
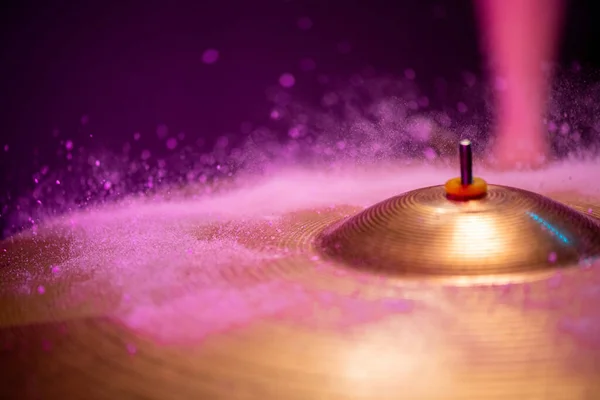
[459,139,473,185]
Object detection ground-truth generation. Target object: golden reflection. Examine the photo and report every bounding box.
[338,320,452,398]
[318,185,600,276]
[450,214,503,260]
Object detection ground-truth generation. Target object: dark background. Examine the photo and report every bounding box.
[0,0,599,229]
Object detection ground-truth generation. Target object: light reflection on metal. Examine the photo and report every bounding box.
[459,139,473,185]
[318,185,600,276]
[526,211,570,245]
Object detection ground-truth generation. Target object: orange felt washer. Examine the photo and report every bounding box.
[444,177,488,200]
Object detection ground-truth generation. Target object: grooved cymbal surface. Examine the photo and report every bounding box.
[0,191,599,400]
[318,185,600,276]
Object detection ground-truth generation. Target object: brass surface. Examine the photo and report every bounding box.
[318,185,600,276]
[0,191,599,399]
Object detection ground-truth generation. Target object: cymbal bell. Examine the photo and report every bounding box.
[317,139,600,277]
[317,184,600,276]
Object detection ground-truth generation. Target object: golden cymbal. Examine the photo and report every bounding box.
[1,151,600,399]
[316,140,600,278]
[317,184,600,276]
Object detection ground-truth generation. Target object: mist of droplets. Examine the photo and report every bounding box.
[3,64,600,237]
[2,161,600,345]
[1,50,600,348]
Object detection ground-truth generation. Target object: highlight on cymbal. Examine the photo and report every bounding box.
[316,140,600,277]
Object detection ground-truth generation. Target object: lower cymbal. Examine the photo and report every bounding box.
[0,191,600,399]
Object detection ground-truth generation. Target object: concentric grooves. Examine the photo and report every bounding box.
[1,193,600,399]
[316,185,600,276]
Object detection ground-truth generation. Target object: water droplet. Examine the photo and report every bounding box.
[270,109,281,120]
[166,137,178,150]
[279,73,295,88]
[423,147,437,160]
[201,49,219,64]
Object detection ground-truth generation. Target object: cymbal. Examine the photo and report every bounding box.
[1,151,600,399]
[317,184,600,276]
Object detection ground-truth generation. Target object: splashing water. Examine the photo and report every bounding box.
[1,69,600,346]
[4,68,600,237]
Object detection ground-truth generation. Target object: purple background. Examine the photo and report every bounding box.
[0,0,599,232]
